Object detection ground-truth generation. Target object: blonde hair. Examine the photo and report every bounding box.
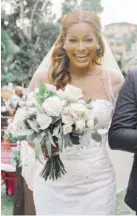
[48,10,105,89]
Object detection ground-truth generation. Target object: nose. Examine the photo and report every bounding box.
[77,41,86,52]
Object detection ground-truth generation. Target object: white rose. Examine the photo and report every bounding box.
[81,110,89,121]
[87,119,94,129]
[70,103,89,120]
[87,109,94,120]
[27,92,36,101]
[62,106,71,115]
[76,120,85,131]
[62,114,74,125]
[71,103,87,113]
[13,108,28,123]
[42,96,64,117]
[69,109,80,120]
[63,124,72,135]
[46,84,56,92]
[12,122,33,137]
[65,84,83,101]
[56,89,67,100]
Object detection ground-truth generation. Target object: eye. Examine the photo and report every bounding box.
[85,38,93,42]
[69,39,77,43]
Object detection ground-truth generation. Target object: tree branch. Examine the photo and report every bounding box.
[19,0,25,33]
[29,0,40,41]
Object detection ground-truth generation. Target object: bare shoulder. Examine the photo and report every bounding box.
[29,71,50,92]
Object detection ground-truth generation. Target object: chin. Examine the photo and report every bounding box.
[73,61,90,68]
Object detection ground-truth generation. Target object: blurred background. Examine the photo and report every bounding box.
[1,0,137,215]
[1,0,137,87]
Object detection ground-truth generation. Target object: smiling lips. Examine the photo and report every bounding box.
[74,54,89,62]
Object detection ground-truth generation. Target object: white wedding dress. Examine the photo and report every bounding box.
[32,99,116,215]
[21,98,133,215]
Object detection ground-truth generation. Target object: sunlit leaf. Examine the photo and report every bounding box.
[39,83,46,95]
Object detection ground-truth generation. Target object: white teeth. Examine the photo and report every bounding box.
[74,54,88,62]
[75,54,88,58]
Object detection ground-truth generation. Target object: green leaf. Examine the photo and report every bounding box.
[52,124,61,138]
[47,130,56,147]
[45,139,52,158]
[87,98,92,104]
[58,138,63,152]
[39,83,46,95]
[34,137,43,163]
[27,119,39,133]
[47,91,56,98]
[37,97,44,104]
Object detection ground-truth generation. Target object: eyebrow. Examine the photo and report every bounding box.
[67,34,93,38]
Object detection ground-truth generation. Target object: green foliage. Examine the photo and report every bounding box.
[1,0,103,85]
[1,0,59,85]
[80,0,103,12]
[87,98,92,104]
[124,30,137,52]
[61,0,78,17]
[1,29,20,57]
[39,83,46,95]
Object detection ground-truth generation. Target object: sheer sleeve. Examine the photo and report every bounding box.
[29,71,49,92]
[102,68,124,108]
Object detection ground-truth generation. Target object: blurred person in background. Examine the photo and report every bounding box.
[1,86,17,196]
[9,86,24,111]
[1,86,14,140]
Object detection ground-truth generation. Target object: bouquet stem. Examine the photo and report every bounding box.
[40,155,66,180]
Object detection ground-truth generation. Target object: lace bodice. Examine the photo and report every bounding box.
[91,99,113,128]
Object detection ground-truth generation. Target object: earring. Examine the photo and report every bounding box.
[63,45,66,50]
[96,48,103,57]
[94,47,103,65]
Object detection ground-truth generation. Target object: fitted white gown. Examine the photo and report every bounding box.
[21,99,133,215]
[31,100,116,215]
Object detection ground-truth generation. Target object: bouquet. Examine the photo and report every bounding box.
[6,83,96,180]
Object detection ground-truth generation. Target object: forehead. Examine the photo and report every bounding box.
[66,22,95,37]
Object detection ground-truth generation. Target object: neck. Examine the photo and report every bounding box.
[69,62,98,78]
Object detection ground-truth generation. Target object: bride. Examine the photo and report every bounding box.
[21,10,133,215]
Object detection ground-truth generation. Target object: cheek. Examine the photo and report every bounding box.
[65,45,75,57]
[88,44,97,57]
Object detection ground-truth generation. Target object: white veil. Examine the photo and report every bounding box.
[26,12,133,193]
[29,34,124,106]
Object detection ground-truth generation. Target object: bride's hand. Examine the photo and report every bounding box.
[42,145,59,160]
[28,143,59,160]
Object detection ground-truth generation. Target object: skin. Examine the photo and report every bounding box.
[64,22,109,101]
